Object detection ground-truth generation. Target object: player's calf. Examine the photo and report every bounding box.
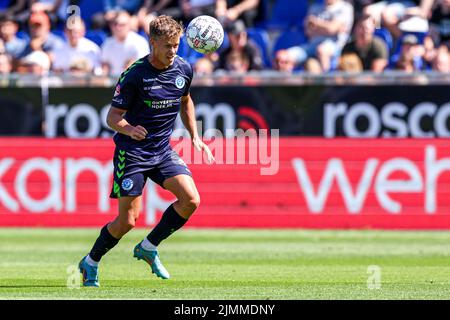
[78,224,120,287]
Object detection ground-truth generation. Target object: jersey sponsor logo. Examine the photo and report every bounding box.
[175,76,185,89]
[121,178,134,191]
[144,98,182,109]
[143,85,162,91]
[143,78,156,82]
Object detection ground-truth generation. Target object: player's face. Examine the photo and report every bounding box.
[151,35,180,67]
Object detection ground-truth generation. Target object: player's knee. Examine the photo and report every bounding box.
[119,215,137,232]
[184,195,201,212]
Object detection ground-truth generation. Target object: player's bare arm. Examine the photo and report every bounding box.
[180,94,215,163]
[106,106,148,141]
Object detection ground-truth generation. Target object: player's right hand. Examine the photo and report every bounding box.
[129,125,148,140]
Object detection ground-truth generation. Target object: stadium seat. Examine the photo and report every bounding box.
[272,30,306,56]
[177,35,191,58]
[85,30,107,47]
[77,0,105,29]
[247,27,271,68]
[391,31,428,57]
[177,36,203,65]
[16,31,30,42]
[260,0,308,31]
[374,28,393,54]
[0,0,9,9]
[138,29,149,41]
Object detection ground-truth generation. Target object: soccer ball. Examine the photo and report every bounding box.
[186,15,224,54]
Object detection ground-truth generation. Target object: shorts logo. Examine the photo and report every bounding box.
[175,76,185,89]
[121,178,134,191]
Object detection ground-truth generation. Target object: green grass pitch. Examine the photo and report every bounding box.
[0,228,449,299]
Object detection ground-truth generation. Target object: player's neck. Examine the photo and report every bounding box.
[148,54,171,70]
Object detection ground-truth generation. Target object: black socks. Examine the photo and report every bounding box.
[146,204,188,246]
[88,204,187,261]
[89,224,120,262]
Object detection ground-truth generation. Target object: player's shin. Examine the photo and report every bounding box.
[87,224,121,263]
[142,203,188,249]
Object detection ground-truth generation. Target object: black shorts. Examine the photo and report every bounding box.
[109,148,192,198]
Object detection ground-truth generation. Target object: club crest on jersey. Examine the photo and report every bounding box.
[114,84,121,97]
[175,76,185,89]
[121,178,133,191]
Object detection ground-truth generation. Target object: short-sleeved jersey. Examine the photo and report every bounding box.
[111,55,193,164]
[342,37,388,70]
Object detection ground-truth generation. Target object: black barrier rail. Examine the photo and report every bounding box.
[0,73,449,137]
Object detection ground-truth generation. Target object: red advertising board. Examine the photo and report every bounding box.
[0,138,449,229]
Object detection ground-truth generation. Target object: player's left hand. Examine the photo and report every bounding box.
[192,137,215,164]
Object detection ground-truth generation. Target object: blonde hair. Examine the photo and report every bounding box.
[149,15,184,40]
[338,53,363,73]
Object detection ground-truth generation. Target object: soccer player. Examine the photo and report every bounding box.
[78,15,214,287]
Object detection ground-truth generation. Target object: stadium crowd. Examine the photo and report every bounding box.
[0,0,449,76]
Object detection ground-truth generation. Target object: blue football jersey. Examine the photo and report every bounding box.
[110,55,193,164]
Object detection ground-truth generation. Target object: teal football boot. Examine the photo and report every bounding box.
[133,243,170,279]
[78,256,100,287]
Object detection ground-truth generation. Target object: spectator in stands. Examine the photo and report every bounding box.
[137,0,182,35]
[68,57,93,75]
[388,0,434,38]
[217,19,263,71]
[194,57,215,75]
[180,0,217,22]
[215,0,260,27]
[16,50,51,75]
[284,0,354,72]
[337,52,364,72]
[431,45,450,71]
[429,0,450,48]
[92,0,143,31]
[342,14,388,72]
[101,10,150,76]
[0,52,12,74]
[100,0,144,13]
[303,57,323,74]
[0,14,27,59]
[395,51,416,71]
[224,49,250,73]
[0,0,27,19]
[364,0,434,39]
[52,17,101,74]
[422,34,437,68]
[390,33,425,70]
[273,49,296,73]
[30,0,70,27]
[18,11,64,60]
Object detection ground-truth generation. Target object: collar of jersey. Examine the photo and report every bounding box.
[145,54,176,73]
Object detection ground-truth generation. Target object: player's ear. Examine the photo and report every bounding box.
[149,36,156,48]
